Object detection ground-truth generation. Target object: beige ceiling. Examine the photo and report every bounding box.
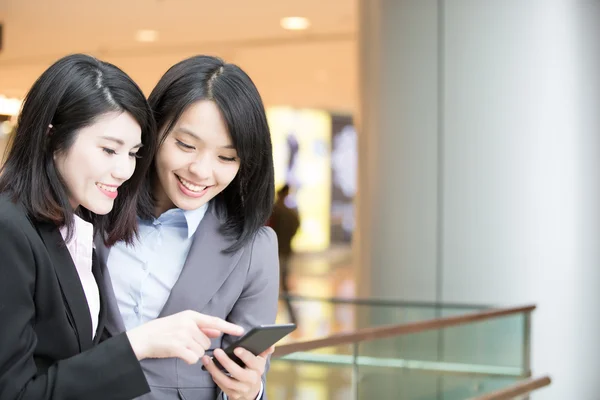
[0,0,358,112]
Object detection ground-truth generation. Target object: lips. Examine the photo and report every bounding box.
[176,175,209,193]
[96,183,118,193]
[174,174,212,199]
[96,182,119,199]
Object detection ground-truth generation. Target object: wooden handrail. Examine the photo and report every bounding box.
[281,294,492,310]
[471,375,551,399]
[274,304,535,357]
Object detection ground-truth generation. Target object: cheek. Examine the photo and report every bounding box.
[155,154,172,181]
[156,145,184,175]
[84,152,108,178]
[218,164,241,187]
[126,157,137,178]
[56,153,89,192]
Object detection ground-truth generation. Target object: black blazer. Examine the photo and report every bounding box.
[0,194,150,400]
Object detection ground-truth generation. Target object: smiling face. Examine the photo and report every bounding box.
[153,100,241,216]
[54,111,143,215]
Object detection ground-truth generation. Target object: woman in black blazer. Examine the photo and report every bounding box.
[0,54,244,400]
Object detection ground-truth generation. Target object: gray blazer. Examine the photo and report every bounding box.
[97,206,280,400]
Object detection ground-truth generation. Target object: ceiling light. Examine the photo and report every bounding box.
[0,95,22,116]
[135,29,159,43]
[280,17,310,31]
[1,121,12,136]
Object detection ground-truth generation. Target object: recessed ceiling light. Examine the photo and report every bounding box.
[1,121,12,136]
[135,29,159,43]
[0,95,22,116]
[280,17,310,31]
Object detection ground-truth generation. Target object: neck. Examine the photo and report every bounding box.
[152,182,174,218]
[154,202,174,218]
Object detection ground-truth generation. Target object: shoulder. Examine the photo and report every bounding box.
[241,226,279,280]
[0,194,31,232]
[0,194,38,263]
[247,227,278,269]
[250,226,278,252]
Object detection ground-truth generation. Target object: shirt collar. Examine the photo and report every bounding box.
[143,203,209,239]
[182,203,209,238]
[59,214,96,251]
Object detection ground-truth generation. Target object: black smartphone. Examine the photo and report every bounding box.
[202,323,296,372]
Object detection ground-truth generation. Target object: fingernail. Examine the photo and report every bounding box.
[202,357,209,365]
[234,348,243,356]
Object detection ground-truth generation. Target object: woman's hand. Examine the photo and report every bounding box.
[126,310,244,364]
[201,346,275,400]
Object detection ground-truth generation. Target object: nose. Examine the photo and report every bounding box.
[111,153,136,182]
[188,154,213,181]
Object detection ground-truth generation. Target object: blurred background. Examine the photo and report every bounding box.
[1,1,599,399]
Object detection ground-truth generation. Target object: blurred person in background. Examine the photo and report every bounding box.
[269,184,300,325]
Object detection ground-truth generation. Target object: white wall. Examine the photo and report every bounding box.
[443,2,600,397]
[357,0,600,398]
[356,0,440,302]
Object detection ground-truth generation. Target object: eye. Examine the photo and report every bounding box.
[103,148,117,155]
[175,139,195,150]
[219,156,237,162]
[129,152,142,159]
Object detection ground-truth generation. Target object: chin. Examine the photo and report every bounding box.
[174,198,204,211]
[82,200,115,215]
[173,194,209,211]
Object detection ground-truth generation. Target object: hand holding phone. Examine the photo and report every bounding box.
[202,323,296,371]
[201,323,296,399]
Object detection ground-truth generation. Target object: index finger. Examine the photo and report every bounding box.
[191,313,244,336]
[201,328,222,338]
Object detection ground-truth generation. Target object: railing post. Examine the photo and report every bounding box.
[352,342,359,399]
[522,311,532,377]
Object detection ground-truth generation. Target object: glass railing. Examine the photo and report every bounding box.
[268,298,548,400]
[275,295,489,343]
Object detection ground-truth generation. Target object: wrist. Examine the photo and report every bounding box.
[126,329,148,361]
[249,380,263,399]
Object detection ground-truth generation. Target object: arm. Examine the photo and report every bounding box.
[210,227,280,400]
[0,216,150,400]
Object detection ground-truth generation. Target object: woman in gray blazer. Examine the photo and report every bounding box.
[100,56,279,400]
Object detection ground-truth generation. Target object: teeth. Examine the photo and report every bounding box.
[178,176,206,193]
[97,183,117,192]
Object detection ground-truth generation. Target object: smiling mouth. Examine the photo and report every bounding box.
[96,183,118,192]
[176,175,210,193]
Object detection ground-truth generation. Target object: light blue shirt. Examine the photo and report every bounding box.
[106,203,264,399]
[106,204,208,330]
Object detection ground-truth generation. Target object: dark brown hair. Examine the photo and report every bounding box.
[0,54,157,246]
[148,55,275,252]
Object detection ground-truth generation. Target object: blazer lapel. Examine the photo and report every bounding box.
[35,222,93,351]
[92,250,107,344]
[159,206,244,317]
[94,239,127,335]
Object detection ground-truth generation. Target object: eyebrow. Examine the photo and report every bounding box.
[100,136,144,149]
[176,127,235,150]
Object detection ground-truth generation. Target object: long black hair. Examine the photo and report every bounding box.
[0,54,157,246]
[148,55,275,252]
